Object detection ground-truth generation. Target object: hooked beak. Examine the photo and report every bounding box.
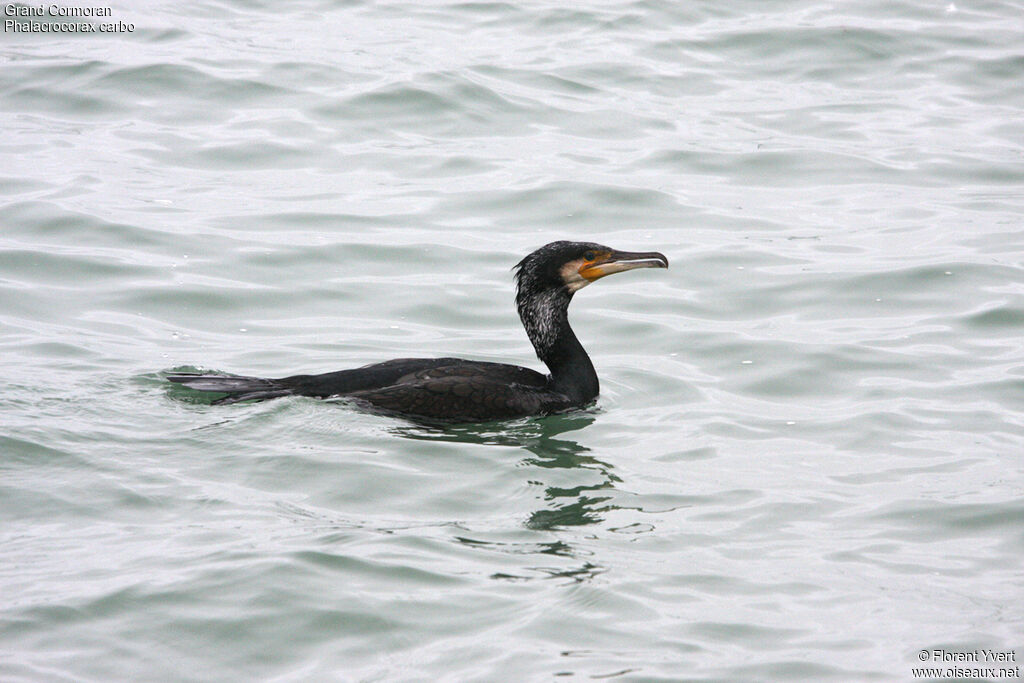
[579,249,669,282]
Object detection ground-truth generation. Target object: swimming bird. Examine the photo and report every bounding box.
[167,241,668,422]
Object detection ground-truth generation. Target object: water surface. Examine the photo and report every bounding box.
[2,1,1022,681]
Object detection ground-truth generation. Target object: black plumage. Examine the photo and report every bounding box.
[167,241,667,422]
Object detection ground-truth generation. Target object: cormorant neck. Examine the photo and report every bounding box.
[516,287,599,404]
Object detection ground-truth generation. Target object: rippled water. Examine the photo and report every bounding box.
[2,1,1023,681]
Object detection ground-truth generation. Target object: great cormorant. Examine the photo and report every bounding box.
[167,241,668,422]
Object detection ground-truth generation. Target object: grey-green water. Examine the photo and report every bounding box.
[2,1,1023,681]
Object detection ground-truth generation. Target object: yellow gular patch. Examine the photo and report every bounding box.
[559,258,591,292]
[577,250,613,282]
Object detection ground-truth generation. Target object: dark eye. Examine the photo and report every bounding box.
[583,250,596,261]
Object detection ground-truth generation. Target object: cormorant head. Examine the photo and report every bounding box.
[514,241,668,364]
[514,240,669,299]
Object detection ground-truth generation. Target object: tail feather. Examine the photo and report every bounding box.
[211,389,295,405]
[166,373,293,403]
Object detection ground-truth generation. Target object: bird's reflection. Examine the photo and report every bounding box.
[392,411,619,582]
